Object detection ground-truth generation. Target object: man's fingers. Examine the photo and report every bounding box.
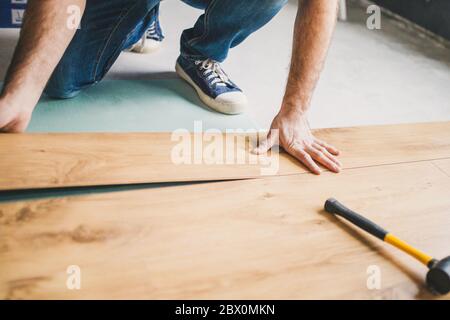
[288,146,321,175]
[315,139,340,156]
[253,130,278,154]
[305,145,340,173]
[312,142,342,167]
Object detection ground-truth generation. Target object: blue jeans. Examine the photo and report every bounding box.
[45,0,287,98]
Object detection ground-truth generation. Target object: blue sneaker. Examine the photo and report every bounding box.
[175,56,247,115]
[129,17,164,53]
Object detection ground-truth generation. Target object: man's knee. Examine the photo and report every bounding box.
[44,82,81,99]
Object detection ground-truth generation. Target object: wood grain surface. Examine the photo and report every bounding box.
[433,158,450,177]
[1,160,449,299]
[1,122,450,191]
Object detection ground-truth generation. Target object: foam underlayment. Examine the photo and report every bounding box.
[20,79,258,132]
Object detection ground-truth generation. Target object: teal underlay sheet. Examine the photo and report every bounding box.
[0,79,259,201]
[26,79,258,132]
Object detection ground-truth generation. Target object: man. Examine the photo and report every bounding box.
[0,0,341,175]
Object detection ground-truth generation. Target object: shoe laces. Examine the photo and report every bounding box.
[147,21,158,38]
[195,59,230,87]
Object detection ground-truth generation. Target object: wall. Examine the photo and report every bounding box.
[373,0,450,40]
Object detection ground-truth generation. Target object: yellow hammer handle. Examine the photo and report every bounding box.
[384,233,433,266]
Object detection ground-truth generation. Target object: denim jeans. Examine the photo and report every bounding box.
[45,0,288,98]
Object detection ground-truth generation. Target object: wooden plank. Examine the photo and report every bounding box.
[0,122,450,191]
[1,161,449,299]
[433,158,450,177]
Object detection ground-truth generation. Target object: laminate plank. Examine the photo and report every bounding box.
[1,161,449,299]
[433,158,450,177]
[1,121,450,191]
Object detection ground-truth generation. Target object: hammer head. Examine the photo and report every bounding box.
[426,256,450,295]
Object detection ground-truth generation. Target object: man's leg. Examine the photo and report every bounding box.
[45,0,160,98]
[180,0,288,62]
[176,0,288,114]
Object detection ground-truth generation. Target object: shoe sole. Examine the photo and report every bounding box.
[128,40,162,54]
[175,62,246,115]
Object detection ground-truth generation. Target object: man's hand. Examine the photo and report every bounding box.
[254,109,341,174]
[0,98,32,133]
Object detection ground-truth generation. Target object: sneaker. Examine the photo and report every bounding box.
[129,20,164,54]
[175,56,247,115]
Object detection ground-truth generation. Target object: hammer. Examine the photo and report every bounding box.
[324,198,450,295]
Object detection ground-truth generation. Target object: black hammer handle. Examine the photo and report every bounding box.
[324,198,388,241]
